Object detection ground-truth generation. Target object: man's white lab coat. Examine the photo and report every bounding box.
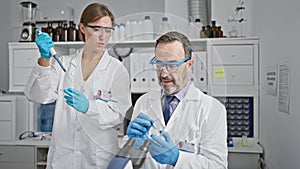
[132,83,228,169]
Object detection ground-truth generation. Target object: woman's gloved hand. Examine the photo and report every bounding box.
[149,131,179,166]
[126,113,154,139]
[64,88,89,113]
[35,29,54,58]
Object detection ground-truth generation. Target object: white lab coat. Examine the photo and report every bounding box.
[25,49,132,169]
[131,83,228,169]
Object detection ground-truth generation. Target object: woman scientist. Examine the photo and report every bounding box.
[25,3,132,169]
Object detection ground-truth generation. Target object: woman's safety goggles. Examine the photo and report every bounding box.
[84,23,114,37]
[150,56,191,73]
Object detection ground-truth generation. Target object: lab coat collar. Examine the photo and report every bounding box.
[148,82,201,129]
[181,82,201,101]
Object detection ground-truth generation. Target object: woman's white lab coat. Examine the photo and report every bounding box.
[132,83,228,169]
[25,49,132,169]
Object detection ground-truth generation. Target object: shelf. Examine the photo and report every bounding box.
[36,162,47,165]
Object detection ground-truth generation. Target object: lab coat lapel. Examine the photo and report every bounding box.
[164,83,199,142]
[62,50,83,89]
[148,90,165,128]
[82,51,111,89]
[96,50,110,72]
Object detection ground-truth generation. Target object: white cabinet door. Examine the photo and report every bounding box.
[212,66,254,85]
[0,97,15,140]
[0,145,35,169]
[212,45,253,65]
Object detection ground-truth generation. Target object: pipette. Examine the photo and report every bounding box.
[145,122,160,145]
[50,48,66,72]
[50,47,75,85]
[36,29,67,73]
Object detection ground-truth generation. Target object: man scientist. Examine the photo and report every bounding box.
[126,31,228,168]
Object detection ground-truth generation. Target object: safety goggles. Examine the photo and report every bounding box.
[150,56,191,73]
[84,23,114,36]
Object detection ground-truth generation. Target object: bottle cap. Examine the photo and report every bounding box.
[195,18,201,22]
[120,23,126,27]
[162,17,168,21]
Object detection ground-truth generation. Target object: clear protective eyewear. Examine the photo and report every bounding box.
[84,23,114,36]
[150,56,191,73]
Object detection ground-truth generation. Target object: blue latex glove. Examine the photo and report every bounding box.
[35,29,54,58]
[133,137,147,148]
[64,88,89,113]
[126,113,154,139]
[149,131,179,166]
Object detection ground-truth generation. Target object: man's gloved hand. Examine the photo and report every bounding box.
[149,131,179,166]
[133,137,147,148]
[126,113,154,139]
[35,29,54,58]
[64,88,89,113]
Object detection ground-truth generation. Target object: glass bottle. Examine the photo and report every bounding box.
[46,22,54,40]
[206,25,211,38]
[200,26,207,38]
[211,20,217,38]
[68,21,76,41]
[54,21,63,41]
[218,26,223,38]
[61,23,68,41]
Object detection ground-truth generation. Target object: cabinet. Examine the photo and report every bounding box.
[8,42,84,92]
[36,146,49,169]
[0,145,35,169]
[0,95,30,141]
[206,38,262,169]
[207,39,259,90]
[0,96,15,140]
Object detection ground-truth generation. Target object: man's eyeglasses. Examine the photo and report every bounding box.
[150,56,191,73]
[84,23,114,36]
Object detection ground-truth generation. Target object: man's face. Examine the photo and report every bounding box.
[154,41,193,95]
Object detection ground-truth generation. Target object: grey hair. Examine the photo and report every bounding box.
[155,31,192,57]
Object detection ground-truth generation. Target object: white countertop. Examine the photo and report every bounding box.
[228,140,263,154]
[0,139,50,147]
[0,139,263,154]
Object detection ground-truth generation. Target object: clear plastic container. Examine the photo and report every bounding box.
[159,16,171,36]
[142,16,154,40]
[119,23,126,41]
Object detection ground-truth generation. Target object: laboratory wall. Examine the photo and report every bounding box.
[0,1,12,92]
[253,0,300,168]
[3,1,299,168]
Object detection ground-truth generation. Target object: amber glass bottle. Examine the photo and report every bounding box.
[200,26,207,38]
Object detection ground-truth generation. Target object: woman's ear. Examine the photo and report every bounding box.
[79,23,85,34]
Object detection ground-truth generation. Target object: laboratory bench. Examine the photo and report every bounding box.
[0,140,50,169]
[0,139,263,169]
[228,140,263,169]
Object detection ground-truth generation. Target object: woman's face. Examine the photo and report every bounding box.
[80,16,113,51]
